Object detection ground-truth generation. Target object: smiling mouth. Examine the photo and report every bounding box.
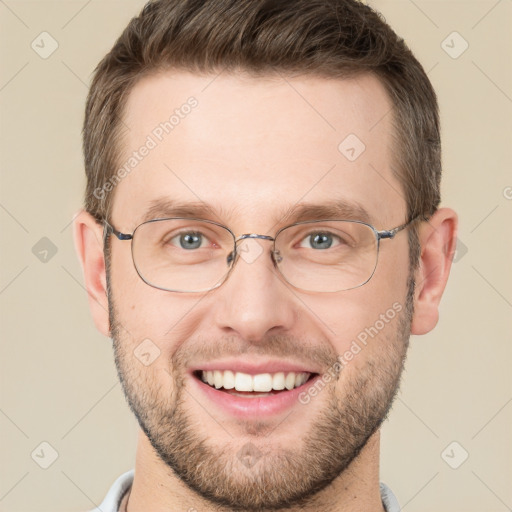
[193,370,318,396]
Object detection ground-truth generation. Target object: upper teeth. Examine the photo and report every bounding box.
[200,370,310,392]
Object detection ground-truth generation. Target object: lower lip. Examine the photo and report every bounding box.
[189,374,321,419]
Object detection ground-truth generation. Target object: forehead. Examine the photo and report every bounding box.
[112,70,405,231]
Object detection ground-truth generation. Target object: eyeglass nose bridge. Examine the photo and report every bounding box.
[226,233,283,266]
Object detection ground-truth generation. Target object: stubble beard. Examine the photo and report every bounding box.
[108,274,414,511]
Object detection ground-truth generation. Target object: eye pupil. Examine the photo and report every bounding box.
[180,233,202,249]
[311,233,332,249]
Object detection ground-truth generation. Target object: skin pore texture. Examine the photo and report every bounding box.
[74,71,457,512]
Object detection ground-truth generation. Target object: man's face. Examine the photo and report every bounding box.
[108,71,414,509]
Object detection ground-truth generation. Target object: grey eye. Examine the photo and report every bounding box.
[174,232,204,250]
[300,232,340,250]
[310,233,333,249]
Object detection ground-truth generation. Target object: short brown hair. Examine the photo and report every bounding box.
[83,0,440,261]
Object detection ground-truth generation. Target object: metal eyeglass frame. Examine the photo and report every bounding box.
[103,214,422,293]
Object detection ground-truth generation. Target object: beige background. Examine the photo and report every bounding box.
[0,1,511,511]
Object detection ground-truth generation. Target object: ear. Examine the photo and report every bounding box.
[410,207,458,335]
[73,209,110,337]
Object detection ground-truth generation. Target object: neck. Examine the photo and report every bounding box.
[125,429,385,512]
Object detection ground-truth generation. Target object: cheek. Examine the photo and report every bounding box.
[298,254,409,361]
[109,247,198,351]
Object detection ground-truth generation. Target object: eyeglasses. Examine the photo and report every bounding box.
[103,216,420,293]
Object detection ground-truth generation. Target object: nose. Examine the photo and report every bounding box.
[213,237,297,344]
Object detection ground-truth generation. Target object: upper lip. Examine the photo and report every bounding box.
[189,358,321,376]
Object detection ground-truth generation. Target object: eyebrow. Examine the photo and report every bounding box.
[140,197,373,228]
[141,199,231,224]
[278,201,373,225]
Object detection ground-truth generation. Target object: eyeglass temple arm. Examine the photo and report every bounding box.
[377,214,424,240]
[103,222,133,244]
